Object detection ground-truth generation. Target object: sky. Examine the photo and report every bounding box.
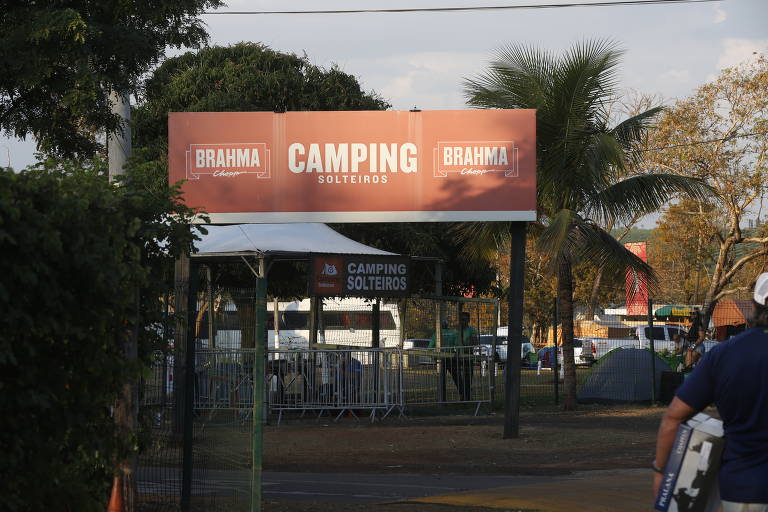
[2,0,766,225]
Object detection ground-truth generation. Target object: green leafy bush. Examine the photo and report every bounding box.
[0,160,197,512]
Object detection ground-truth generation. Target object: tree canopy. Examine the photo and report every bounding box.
[0,0,222,157]
[463,40,711,409]
[647,55,768,316]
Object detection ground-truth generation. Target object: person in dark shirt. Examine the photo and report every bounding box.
[429,313,477,401]
[683,309,706,368]
[653,273,768,511]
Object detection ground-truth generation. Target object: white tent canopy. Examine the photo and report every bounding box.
[192,223,397,258]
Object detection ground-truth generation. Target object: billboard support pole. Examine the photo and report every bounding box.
[251,257,267,512]
[504,222,527,439]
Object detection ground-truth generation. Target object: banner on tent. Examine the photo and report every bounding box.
[168,110,536,223]
[309,254,411,297]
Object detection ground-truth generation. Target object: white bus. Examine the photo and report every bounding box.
[198,298,402,350]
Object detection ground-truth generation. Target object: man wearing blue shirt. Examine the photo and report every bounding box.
[653,273,768,511]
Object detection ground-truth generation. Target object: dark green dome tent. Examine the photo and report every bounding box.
[577,348,671,403]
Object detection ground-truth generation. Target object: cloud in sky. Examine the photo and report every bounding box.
[717,38,768,70]
[713,6,727,24]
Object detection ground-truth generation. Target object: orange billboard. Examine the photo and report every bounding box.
[168,110,536,223]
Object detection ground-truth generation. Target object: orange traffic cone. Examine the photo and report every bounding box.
[107,476,123,512]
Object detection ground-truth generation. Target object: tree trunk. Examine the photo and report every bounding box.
[558,259,577,410]
[235,299,256,350]
[586,268,604,319]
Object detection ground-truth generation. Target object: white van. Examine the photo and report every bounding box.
[198,298,401,350]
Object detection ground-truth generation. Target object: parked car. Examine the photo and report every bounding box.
[580,325,718,364]
[402,338,435,366]
[538,338,589,368]
[474,334,534,363]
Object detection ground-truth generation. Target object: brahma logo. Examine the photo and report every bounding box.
[186,143,271,179]
[433,141,518,178]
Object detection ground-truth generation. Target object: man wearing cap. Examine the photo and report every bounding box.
[653,273,768,511]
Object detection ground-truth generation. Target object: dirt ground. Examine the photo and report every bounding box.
[190,404,675,511]
[262,404,667,475]
[259,404,670,511]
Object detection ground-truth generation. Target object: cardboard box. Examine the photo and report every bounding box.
[655,413,724,512]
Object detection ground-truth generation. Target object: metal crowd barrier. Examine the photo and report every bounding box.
[190,347,493,423]
[398,345,492,416]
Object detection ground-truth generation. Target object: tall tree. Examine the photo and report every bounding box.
[648,55,768,320]
[648,198,719,304]
[0,0,221,157]
[131,43,396,349]
[463,40,710,409]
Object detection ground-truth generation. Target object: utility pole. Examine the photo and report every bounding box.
[108,91,132,182]
[108,90,137,511]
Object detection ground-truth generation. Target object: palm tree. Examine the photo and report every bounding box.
[462,40,711,409]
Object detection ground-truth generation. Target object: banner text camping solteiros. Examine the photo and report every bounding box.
[168,110,536,223]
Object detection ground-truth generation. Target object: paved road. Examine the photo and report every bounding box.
[139,467,541,503]
[263,471,543,503]
[139,467,653,510]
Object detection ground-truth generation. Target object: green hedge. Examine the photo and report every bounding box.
[0,161,196,512]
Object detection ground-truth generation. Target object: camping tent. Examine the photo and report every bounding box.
[712,299,753,341]
[192,223,397,258]
[577,348,671,403]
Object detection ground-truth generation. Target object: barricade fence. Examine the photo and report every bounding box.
[187,346,493,421]
[136,286,754,511]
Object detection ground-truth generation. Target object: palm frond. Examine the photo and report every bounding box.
[611,106,663,166]
[451,221,511,262]
[611,106,663,148]
[536,209,577,263]
[565,218,658,294]
[586,173,714,226]
[464,44,553,110]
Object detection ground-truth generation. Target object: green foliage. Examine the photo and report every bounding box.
[648,55,768,310]
[0,161,199,512]
[132,42,390,191]
[464,40,710,286]
[463,40,711,408]
[0,0,222,157]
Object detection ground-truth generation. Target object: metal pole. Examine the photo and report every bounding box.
[273,297,280,350]
[372,299,381,348]
[309,297,319,346]
[503,222,526,439]
[109,89,136,511]
[108,91,132,183]
[647,298,656,404]
[553,297,559,406]
[206,266,215,348]
[491,300,499,407]
[180,260,198,512]
[251,258,267,512]
[435,262,446,402]
[372,298,381,405]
